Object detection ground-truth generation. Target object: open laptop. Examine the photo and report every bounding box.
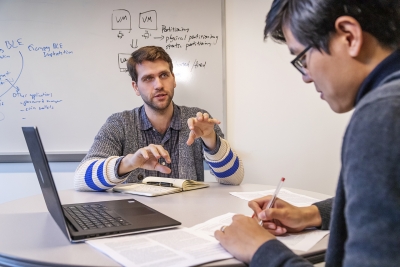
[22,126,181,243]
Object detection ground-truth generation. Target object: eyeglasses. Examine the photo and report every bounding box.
[290,45,312,75]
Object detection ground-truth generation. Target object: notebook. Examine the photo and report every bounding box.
[22,126,181,243]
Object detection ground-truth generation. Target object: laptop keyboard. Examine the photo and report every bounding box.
[64,204,131,230]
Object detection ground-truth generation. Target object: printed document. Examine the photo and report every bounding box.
[190,212,239,234]
[190,213,329,252]
[86,228,232,267]
[229,188,322,207]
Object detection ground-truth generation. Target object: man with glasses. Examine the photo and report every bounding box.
[215,0,400,266]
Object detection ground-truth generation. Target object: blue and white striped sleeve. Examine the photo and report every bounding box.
[204,137,244,185]
[74,156,127,191]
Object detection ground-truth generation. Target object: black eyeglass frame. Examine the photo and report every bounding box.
[290,45,312,75]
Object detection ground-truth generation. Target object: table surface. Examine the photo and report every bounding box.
[0,183,331,266]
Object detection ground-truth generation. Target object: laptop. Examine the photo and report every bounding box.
[22,126,181,243]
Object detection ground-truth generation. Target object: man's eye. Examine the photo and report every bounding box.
[144,77,153,82]
[160,73,169,78]
[300,57,307,67]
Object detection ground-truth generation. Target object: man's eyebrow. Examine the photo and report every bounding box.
[141,74,153,80]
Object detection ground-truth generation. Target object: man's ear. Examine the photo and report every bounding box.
[335,16,363,58]
[172,72,176,88]
[132,81,140,96]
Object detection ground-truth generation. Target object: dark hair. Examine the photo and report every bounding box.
[264,0,400,53]
[127,46,174,82]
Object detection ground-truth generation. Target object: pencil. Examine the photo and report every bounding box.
[258,177,286,226]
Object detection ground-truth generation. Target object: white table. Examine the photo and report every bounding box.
[0,183,331,266]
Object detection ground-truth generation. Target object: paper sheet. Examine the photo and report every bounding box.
[229,188,322,207]
[189,212,238,235]
[86,228,232,267]
[190,213,329,252]
[276,230,329,251]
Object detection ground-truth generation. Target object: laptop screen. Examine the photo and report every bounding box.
[22,127,72,240]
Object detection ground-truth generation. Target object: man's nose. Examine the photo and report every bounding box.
[302,72,313,83]
[153,77,163,89]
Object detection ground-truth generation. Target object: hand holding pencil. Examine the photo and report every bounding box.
[248,178,323,236]
[257,177,285,226]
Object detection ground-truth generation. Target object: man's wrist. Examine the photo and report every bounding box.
[118,154,136,176]
[302,205,322,228]
[201,131,217,150]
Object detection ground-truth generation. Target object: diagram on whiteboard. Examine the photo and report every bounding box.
[0,39,71,121]
[0,0,224,155]
[0,2,222,124]
[112,9,218,73]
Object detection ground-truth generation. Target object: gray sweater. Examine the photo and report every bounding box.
[74,105,244,191]
[251,69,400,266]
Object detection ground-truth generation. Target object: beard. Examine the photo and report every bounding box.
[142,91,174,113]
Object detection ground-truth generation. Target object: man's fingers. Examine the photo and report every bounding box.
[158,149,171,163]
[266,226,287,236]
[208,118,221,124]
[196,112,204,121]
[188,113,220,132]
[248,200,264,215]
[186,130,196,145]
[145,144,172,161]
[187,117,195,130]
[146,144,162,159]
[154,164,172,174]
[191,127,203,137]
[260,208,291,228]
[139,148,150,160]
[214,229,224,241]
[139,145,172,164]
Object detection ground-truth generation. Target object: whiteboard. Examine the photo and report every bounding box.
[0,0,226,162]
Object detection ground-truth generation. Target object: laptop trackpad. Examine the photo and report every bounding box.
[112,207,155,217]
[126,207,155,216]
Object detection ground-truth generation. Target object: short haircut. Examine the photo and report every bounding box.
[127,46,174,82]
[264,0,400,53]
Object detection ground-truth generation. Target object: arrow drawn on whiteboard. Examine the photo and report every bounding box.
[130,39,138,48]
[0,51,24,98]
[154,35,164,40]
[117,31,124,39]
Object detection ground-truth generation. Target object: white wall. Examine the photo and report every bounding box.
[0,0,352,204]
[224,0,351,195]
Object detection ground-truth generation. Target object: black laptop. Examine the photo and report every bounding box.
[22,126,181,243]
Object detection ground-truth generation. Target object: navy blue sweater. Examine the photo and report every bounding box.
[251,50,400,267]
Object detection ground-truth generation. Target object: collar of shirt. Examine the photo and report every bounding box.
[138,103,182,131]
[355,49,400,106]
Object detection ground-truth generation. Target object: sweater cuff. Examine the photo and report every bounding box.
[204,137,227,161]
[313,198,333,230]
